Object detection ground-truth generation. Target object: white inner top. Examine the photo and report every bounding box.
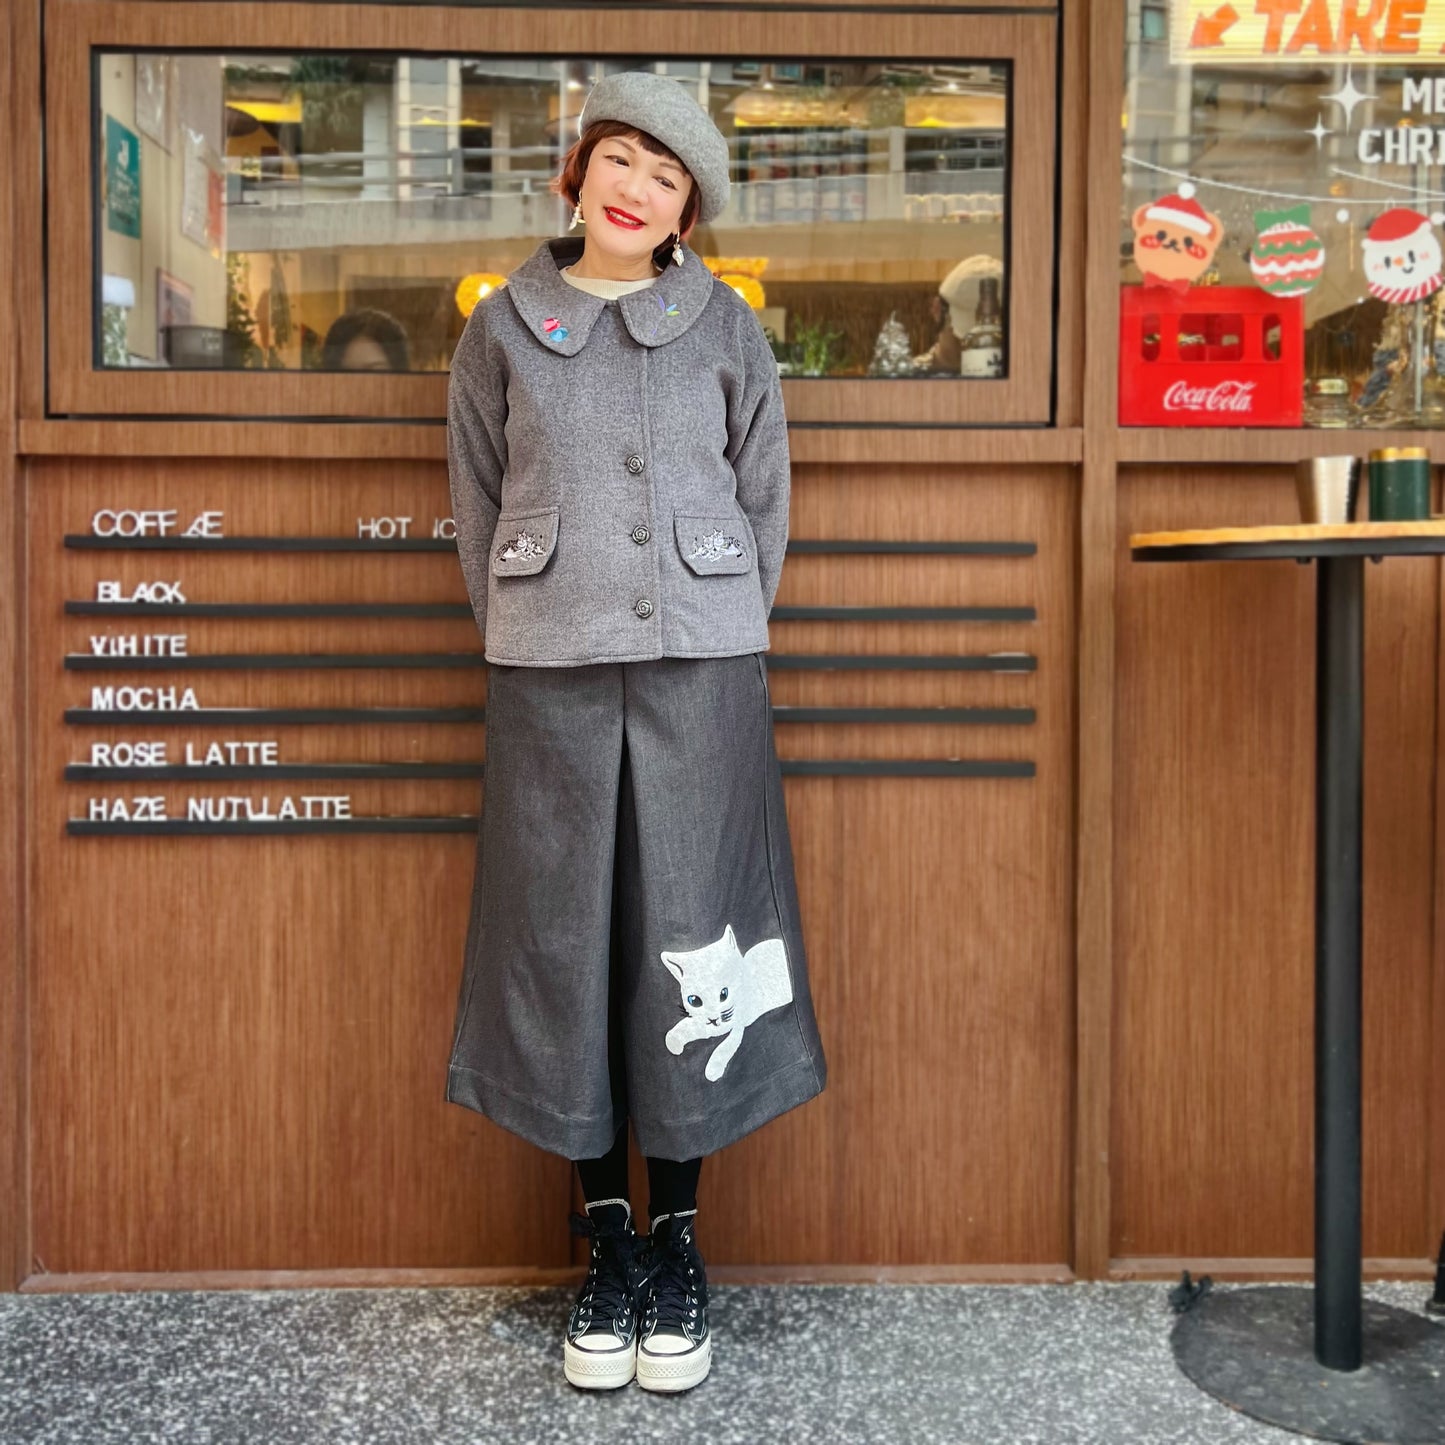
[561,265,659,299]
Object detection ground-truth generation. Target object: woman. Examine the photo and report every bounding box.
[444,71,827,1395]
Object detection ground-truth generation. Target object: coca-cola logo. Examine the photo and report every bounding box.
[1162,380,1256,413]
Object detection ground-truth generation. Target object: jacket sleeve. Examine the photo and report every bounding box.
[726,305,791,612]
[447,303,510,638]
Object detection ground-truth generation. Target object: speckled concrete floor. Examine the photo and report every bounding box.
[0,1281,1436,1445]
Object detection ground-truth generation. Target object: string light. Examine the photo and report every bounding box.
[1124,153,1400,208]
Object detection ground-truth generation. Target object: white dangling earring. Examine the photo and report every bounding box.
[569,200,584,231]
[671,234,685,267]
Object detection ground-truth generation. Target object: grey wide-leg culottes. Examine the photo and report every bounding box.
[445,652,827,1161]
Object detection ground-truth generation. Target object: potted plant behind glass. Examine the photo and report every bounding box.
[793,318,843,376]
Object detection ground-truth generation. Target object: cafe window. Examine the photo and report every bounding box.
[1121,2,1445,429]
[51,5,1056,423]
[94,52,1009,383]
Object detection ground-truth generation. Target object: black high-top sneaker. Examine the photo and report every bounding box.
[564,1199,642,1390]
[635,1210,711,1392]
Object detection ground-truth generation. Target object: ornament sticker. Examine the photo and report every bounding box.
[1362,208,1444,305]
[1249,206,1325,298]
[1131,183,1224,293]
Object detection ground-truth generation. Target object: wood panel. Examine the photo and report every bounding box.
[683,0,1057,8]
[1120,427,1445,465]
[15,0,43,422]
[1072,0,1123,1280]
[25,457,1076,1272]
[27,458,566,1274]
[1113,465,1438,1262]
[1434,555,1445,1260]
[17,421,1086,465]
[1052,0,1087,429]
[2,0,27,1292]
[704,464,1077,1265]
[45,1,1058,426]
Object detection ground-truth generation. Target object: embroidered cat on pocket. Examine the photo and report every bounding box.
[660,924,792,1082]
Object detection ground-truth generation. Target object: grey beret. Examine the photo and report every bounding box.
[578,72,731,225]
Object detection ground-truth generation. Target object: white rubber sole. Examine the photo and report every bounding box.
[636,1335,712,1393]
[563,1338,636,1390]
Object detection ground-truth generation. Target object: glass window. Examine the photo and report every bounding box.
[1122,3,1445,428]
[95,52,1009,380]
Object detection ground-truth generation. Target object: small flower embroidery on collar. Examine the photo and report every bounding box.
[649,293,681,338]
[541,316,568,343]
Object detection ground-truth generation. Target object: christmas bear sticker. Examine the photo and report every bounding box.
[1362,208,1444,305]
[1131,183,1223,293]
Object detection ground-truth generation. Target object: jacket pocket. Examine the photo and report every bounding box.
[675,511,752,576]
[492,507,558,577]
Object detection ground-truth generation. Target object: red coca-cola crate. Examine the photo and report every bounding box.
[1119,286,1304,426]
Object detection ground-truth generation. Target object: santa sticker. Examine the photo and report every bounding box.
[1131,183,1224,293]
[1362,208,1444,305]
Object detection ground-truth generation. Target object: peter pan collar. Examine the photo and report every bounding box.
[505,235,715,356]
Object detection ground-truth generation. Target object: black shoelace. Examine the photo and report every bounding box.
[569,1212,640,1327]
[642,1230,707,1333]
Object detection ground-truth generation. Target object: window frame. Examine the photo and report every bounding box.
[47,0,1059,425]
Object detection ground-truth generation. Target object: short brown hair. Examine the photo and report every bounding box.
[553,120,702,237]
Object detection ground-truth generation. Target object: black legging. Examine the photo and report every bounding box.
[574,1124,701,1225]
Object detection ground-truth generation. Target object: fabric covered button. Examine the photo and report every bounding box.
[626,454,645,475]
[631,524,651,545]
[634,598,655,619]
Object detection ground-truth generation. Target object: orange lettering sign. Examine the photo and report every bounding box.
[1174,0,1445,61]
[1285,0,1339,51]
[1383,0,1426,52]
[1339,0,1388,52]
[1256,0,1303,52]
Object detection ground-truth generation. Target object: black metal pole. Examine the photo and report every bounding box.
[1314,555,1364,1372]
[1429,1230,1445,1316]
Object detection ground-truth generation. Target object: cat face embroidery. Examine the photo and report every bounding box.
[661,924,793,1082]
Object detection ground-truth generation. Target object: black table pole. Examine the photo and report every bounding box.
[1314,555,1364,1372]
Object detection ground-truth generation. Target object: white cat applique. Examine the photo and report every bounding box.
[660,925,793,1082]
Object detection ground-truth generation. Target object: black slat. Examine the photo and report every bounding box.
[67,763,486,782]
[65,707,486,724]
[66,707,1036,779]
[65,535,1037,556]
[772,706,1034,724]
[64,704,1032,734]
[68,817,481,836]
[785,540,1035,556]
[67,601,1036,622]
[68,651,1037,673]
[67,652,484,670]
[781,760,1035,778]
[65,535,457,551]
[67,757,1036,832]
[770,605,1035,622]
[66,601,474,618]
[767,654,1035,672]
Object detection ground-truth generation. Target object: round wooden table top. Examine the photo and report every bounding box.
[1131,520,1445,563]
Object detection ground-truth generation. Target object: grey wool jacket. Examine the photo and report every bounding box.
[447,235,791,666]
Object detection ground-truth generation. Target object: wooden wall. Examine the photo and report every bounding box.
[2,0,26,1296]
[1113,467,1439,1269]
[1,0,1440,1292]
[19,453,1077,1282]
